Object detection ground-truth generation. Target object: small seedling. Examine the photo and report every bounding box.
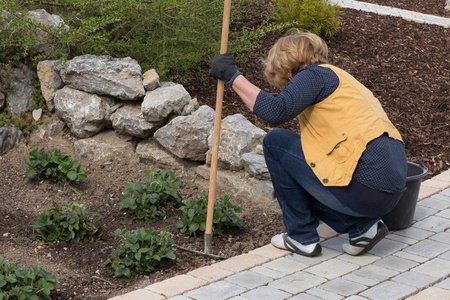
[31,201,104,243]
[176,192,243,236]
[22,146,87,194]
[102,228,176,282]
[120,169,182,224]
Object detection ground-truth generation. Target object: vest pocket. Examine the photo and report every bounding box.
[324,133,354,163]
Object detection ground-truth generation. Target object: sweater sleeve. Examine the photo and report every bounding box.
[253,65,338,126]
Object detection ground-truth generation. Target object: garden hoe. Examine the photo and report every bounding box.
[205,0,232,255]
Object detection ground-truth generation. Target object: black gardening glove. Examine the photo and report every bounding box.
[209,52,242,88]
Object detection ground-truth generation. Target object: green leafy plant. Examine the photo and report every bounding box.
[0,257,60,300]
[176,192,243,236]
[102,228,176,282]
[22,146,87,193]
[31,201,104,243]
[273,0,342,37]
[120,169,183,224]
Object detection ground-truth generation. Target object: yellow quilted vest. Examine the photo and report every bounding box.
[297,64,403,186]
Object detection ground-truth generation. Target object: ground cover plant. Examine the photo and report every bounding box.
[0,0,448,299]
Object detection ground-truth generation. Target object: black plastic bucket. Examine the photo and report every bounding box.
[382,162,428,230]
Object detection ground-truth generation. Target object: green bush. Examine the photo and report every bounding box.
[120,169,183,224]
[176,192,243,236]
[31,201,104,243]
[0,257,60,300]
[273,0,341,37]
[102,228,176,282]
[0,0,278,82]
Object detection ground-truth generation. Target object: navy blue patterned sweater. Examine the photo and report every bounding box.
[253,64,407,194]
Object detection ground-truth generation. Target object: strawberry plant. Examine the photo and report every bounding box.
[31,201,104,243]
[0,257,60,300]
[176,192,243,236]
[102,228,176,282]
[120,169,183,224]
[22,146,87,194]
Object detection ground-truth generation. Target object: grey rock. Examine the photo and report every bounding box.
[154,105,215,161]
[207,114,266,170]
[112,103,163,138]
[0,126,23,156]
[60,55,145,100]
[37,60,63,112]
[54,86,115,138]
[141,83,191,122]
[241,152,270,180]
[0,91,5,109]
[6,65,35,116]
[136,138,184,170]
[143,69,160,91]
[74,131,136,162]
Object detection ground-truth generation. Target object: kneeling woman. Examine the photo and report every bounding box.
[209,30,407,257]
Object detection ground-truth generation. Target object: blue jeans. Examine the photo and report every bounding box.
[263,128,380,245]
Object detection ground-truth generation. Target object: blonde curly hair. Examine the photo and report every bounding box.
[263,29,329,89]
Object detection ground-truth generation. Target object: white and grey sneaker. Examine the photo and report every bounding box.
[271,233,321,257]
[342,221,389,256]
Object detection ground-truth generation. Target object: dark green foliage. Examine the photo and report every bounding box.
[31,201,104,243]
[120,169,183,224]
[0,257,60,300]
[273,0,342,37]
[22,146,87,189]
[102,228,176,282]
[176,192,243,236]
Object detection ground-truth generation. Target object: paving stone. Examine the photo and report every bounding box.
[392,271,438,289]
[188,265,234,282]
[288,293,322,300]
[422,179,450,190]
[412,258,450,278]
[436,277,450,290]
[433,171,450,182]
[441,188,450,197]
[385,233,418,245]
[239,286,291,300]
[338,253,380,266]
[306,287,343,300]
[413,205,438,222]
[262,257,308,274]
[304,259,359,279]
[225,270,272,289]
[368,238,408,257]
[317,222,338,240]
[436,208,450,219]
[344,296,369,300]
[167,296,192,300]
[392,226,434,240]
[394,251,429,263]
[145,275,207,298]
[406,286,450,300]
[403,239,450,258]
[251,266,286,279]
[418,197,450,210]
[413,216,450,232]
[109,289,165,300]
[318,278,367,296]
[438,250,450,260]
[430,193,450,202]
[212,253,269,273]
[228,297,248,300]
[360,281,417,300]
[287,247,340,265]
[248,244,289,259]
[418,186,441,200]
[374,256,419,272]
[321,236,347,252]
[269,272,327,294]
[352,265,399,281]
[184,281,246,300]
[429,232,450,244]
[343,273,379,287]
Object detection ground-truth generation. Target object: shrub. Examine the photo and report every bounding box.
[120,169,183,224]
[102,228,176,282]
[0,0,276,82]
[273,0,341,37]
[176,192,243,236]
[22,146,87,193]
[31,201,104,243]
[0,257,60,299]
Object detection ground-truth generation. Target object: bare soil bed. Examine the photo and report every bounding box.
[0,1,449,299]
